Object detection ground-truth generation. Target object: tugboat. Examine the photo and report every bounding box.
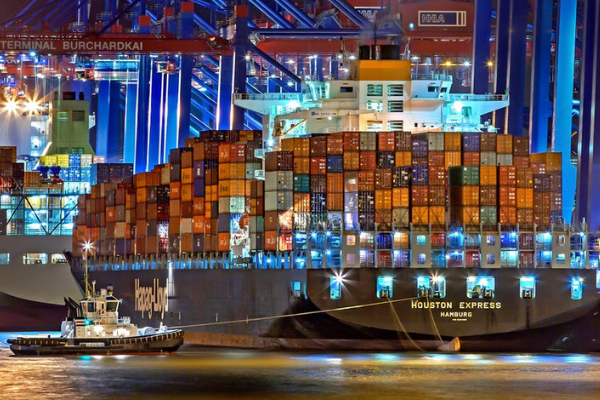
[7,281,184,356]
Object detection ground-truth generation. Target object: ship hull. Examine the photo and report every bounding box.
[85,267,600,352]
[0,235,84,332]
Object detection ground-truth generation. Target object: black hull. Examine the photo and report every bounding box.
[85,267,600,352]
[0,292,66,331]
[8,331,184,356]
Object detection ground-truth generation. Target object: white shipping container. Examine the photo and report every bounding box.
[265,191,278,211]
[181,218,193,234]
[265,171,294,191]
[245,163,262,180]
[161,166,170,185]
[277,191,294,211]
[360,132,377,151]
[428,132,445,151]
[496,153,513,166]
[229,197,246,214]
[480,151,497,166]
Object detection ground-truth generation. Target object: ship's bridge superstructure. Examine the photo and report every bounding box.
[235,46,509,141]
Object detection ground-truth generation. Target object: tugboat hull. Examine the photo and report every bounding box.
[8,330,184,356]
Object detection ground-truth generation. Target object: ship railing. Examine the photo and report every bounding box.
[234,93,307,102]
[446,94,509,102]
[411,73,453,82]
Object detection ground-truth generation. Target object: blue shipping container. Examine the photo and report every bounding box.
[326,155,344,173]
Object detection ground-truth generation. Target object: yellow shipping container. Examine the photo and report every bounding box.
[181,168,193,184]
[281,138,294,151]
[444,132,462,151]
[294,157,310,175]
[375,189,392,210]
[218,163,231,180]
[181,184,193,202]
[230,163,246,179]
[479,165,497,186]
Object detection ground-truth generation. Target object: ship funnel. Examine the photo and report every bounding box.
[380,45,401,60]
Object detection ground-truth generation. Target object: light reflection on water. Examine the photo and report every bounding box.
[1,337,600,400]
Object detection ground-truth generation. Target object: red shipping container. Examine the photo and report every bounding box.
[517,208,534,228]
[265,231,278,250]
[343,132,360,151]
[374,170,392,189]
[550,192,562,212]
[411,157,428,166]
[516,168,534,188]
[479,186,498,206]
[428,186,446,206]
[480,132,497,152]
[326,133,344,155]
[230,144,246,163]
[499,186,517,206]
[513,136,529,156]
[310,136,327,157]
[358,171,375,191]
[513,155,530,168]
[310,157,327,175]
[431,233,446,247]
[378,132,395,151]
[499,166,517,186]
[359,151,377,170]
[499,206,517,226]
[310,175,327,192]
[411,186,429,206]
[428,151,445,167]
[429,166,447,185]
[376,251,392,267]
[218,143,231,163]
[465,251,480,268]
[462,151,480,166]
[278,234,293,251]
[519,252,534,268]
[395,131,412,151]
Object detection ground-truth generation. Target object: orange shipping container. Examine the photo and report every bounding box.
[280,138,294,151]
[429,166,447,186]
[375,190,392,210]
[327,173,344,193]
[181,184,193,202]
[412,206,429,225]
[170,182,181,199]
[193,142,205,161]
[265,230,278,250]
[293,193,310,212]
[343,151,360,170]
[294,157,310,175]
[292,137,310,157]
[497,134,513,154]
[193,197,205,215]
[392,188,410,208]
[516,168,534,188]
[428,151,445,167]
[462,151,480,166]
[327,193,344,210]
[358,171,375,191]
[218,232,230,251]
[479,165,497,186]
[218,163,231,180]
[395,151,411,167]
[516,188,534,209]
[218,143,231,163]
[444,132,462,151]
[229,163,246,179]
[452,206,480,226]
[444,151,464,169]
[278,234,293,251]
[429,206,446,227]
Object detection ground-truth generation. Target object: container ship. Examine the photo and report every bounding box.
[0,94,105,331]
[67,49,600,352]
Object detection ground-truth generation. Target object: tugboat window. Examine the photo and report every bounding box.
[466,276,495,299]
[377,276,393,299]
[571,278,583,300]
[329,277,342,299]
[519,277,536,299]
[86,302,96,313]
[0,253,9,265]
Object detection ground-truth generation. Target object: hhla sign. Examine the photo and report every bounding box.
[418,11,467,27]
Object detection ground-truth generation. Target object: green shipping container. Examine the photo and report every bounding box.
[449,166,480,186]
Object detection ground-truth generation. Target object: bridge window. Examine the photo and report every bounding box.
[377,276,393,299]
[388,120,404,131]
[520,277,536,299]
[72,110,85,122]
[428,86,439,93]
[340,86,354,93]
[56,111,69,121]
[486,254,496,264]
[387,100,404,112]
[486,235,496,246]
[466,276,495,299]
[367,100,384,113]
[0,253,9,265]
[417,276,431,297]
[571,278,583,300]
[366,84,383,96]
[556,253,566,265]
[388,84,404,96]
[416,235,426,246]
[330,276,342,300]
[23,253,48,265]
[291,281,303,299]
[366,121,383,131]
[417,253,426,264]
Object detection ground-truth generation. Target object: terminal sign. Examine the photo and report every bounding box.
[418,11,467,27]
